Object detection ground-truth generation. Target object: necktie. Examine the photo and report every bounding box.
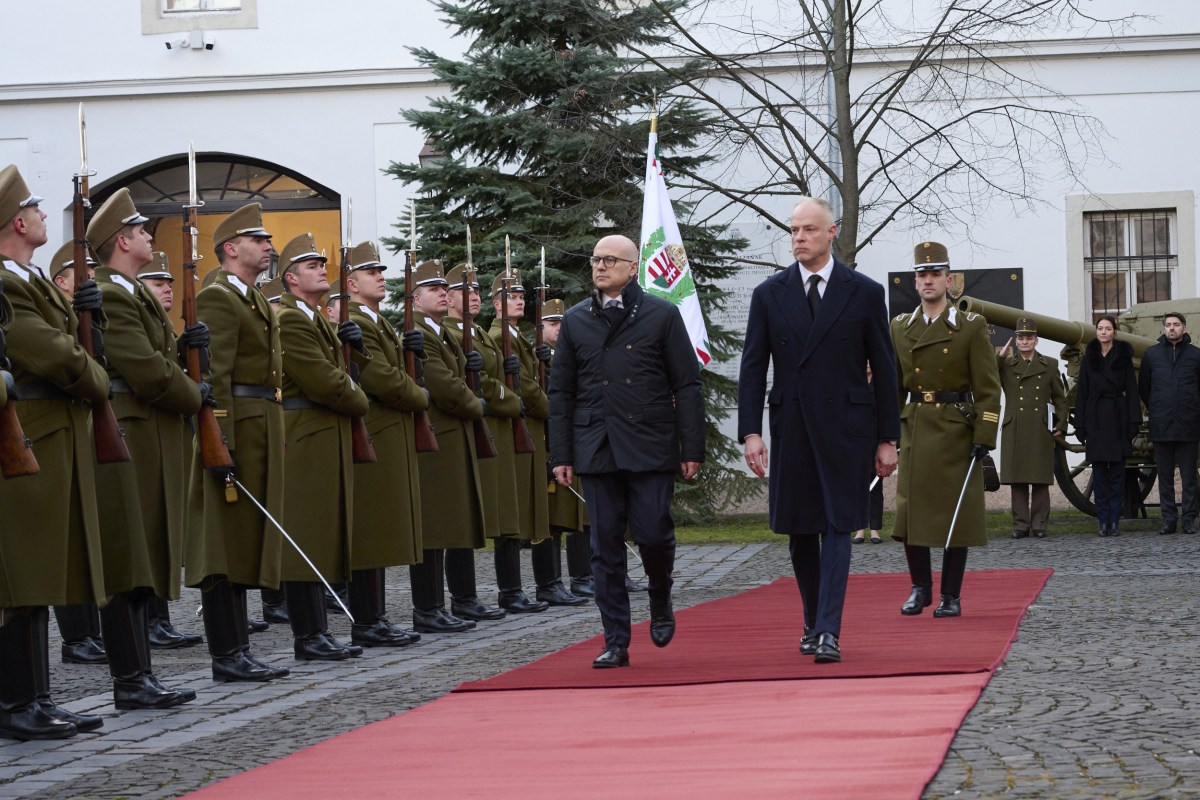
[807,274,821,318]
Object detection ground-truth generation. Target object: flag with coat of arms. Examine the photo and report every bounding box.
[638,116,712,368]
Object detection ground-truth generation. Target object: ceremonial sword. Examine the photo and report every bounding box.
[944,458,977,550]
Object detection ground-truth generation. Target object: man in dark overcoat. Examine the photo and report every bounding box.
[549,234,704,669]
[738,197,899,663]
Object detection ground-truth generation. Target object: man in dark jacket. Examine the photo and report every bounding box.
[1138,312,1200,535]
[549,234,704,669]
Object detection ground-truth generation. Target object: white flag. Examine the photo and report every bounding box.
[639,119,712,368]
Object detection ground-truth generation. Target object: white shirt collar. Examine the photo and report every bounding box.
[110,274,137,295]
[226,273,249,297]
[424,317,442,336]
[798,258,834,296]
[360,306,379,323]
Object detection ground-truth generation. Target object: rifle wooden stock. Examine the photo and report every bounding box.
[180,207,233,470]
[339,245,377,464]
[499,280,536,454]
[404,252,438,453]
[460,277,498,460]
[73,176,131,464]
[0,399,38,478]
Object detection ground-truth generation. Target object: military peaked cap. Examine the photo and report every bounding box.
[445,263,479,290]
[542,298,566,320]
[348,241,385,273]
[87,188,149,251]
[491,269,524,295]
[138,251,174,282]
[412,259,447,287]
[0,164,43,227]
[279,233,326,271]
[913,241,950,270]
[213,203,271,248]
[49,241,99,279]
[1015,317,1037,335]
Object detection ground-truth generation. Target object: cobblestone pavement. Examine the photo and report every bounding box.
[3,519,1199,798]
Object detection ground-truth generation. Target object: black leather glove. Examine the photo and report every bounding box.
[337,320,366,353]
[969,443,990,463]
[478,396,488,416]
[503,354,520,376]
[179,322,210,350]
[535,343,552,364]
[198,380,217,407]
[402,328,425,358]
[519,398,527,415]
[72,279,102,314]
[464,350,483,373]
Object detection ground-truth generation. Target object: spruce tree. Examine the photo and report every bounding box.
[384,0,755,521]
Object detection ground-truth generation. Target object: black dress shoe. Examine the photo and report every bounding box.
[293,632,352,661]
[212,651,275,682]
[1185,526,1198,535]
[933,595,961,618]
[592,645,630,669]
[649,597,675,648]
[0,703,77,741]
[1011,530,1029,539]
[262,602,290,624]
[452,597,507,621]
[901,586,933,615]
[351,619,416,647]
[37,698,103,732]
[113,674,193,710]
[813,632,841,664]
[328,634,362,658]
[1159,523,1177,535]
[536,584,589,607]
[1033,530,1047,539]
[570,577,596,598]
[498,591,550,614]
[145,674,197,705]
[1110,523,1120,537]
[799,627,817,655]
[148,617,203,649]
[247,618,270,634]
[1098,524,1109,537]
[412,608,473,633]
[61,635,108,665]
[242,650,290,679]
[380,619,421,643]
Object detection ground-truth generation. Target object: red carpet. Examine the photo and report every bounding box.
[188,673,990,800]
[456,568,1052,692]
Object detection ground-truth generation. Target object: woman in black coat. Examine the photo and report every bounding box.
[1074,315,1142,536]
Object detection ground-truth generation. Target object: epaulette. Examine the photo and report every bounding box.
[963,311,979,321]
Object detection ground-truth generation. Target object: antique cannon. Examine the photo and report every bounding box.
[956,296,1179,517]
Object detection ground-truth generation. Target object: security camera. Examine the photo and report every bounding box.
[166,37,189,50]
[203,33,216,50]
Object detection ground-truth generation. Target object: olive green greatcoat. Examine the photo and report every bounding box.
[545,348,589,531]
[490,320,550,542]
[890,306,1001,548]
[349,302,426,568]
[0,257,109,607]
[413,310,485,550]
[185,270,285,589]
[997,351,1068,486]
[277,293,369,581]
[445,316,520,539]
[95,267,202,600]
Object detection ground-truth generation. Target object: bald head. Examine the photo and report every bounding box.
[790,197,837,270]
[591,234,640,300]
[792,198,835,227]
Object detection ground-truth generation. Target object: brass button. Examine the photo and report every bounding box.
[943,348,949,354]
[626,345,632,350]
[602,380,609,386]
[915,367,921,374]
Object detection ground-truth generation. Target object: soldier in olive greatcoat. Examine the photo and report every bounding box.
[276,233,370,660]
[184,203,288,682]
[891,242,1001,619]
[0,165,109,739]
[86,189,204,710]
[997,318,1068,539]
[345,241,427,646]
[408,260,487,633]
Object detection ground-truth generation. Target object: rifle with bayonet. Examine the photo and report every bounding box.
[181,143,234,471]
[74,103,132,464]
[405,201,439,453]
[501,235,536,455]
[461,226,498,459]
[340,198,377,463]
[534,246,547,393]
[0,284,39,478]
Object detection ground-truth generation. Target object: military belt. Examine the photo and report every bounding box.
[232,383,282,403]
[281,396,322,411]
[909,391,973,405]
[109,378,132,394]
[12,380,71,402]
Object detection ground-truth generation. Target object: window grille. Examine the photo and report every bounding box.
[1083,209,1177,322]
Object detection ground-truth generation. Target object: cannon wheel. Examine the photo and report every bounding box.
[1053,446,1156,517]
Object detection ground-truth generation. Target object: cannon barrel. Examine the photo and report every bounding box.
[956,296,1158,358]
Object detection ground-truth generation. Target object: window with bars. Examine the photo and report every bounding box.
[1083,209,1177,322]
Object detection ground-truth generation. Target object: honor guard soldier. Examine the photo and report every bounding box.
[443,264,516,621]
[137,252,174,311]
[488,271,559,611]
[0,165,109,739]
[997,318,1068,539]
[891,242,1001,618]
[43,242,109,665]
[542,298,595,598]
[409,260,488,633]
[343,241,426,646]
[185,202,289,682]
[276,233,370,660]
[85,189,204,709]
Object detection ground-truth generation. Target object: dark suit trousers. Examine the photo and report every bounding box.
[582,470,676,648]
[788,529,850,638]
[1154,440,1199,527]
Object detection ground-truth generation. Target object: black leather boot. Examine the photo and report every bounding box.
[260,586,289,624]
[287,581,354,660]
[349,568,415,647]
[102,593,193,710]
[495,538,548,613]
[0,609,77,741]
[55,604,107,664]
[901,545,934,615]
[934,548,968,618]
[233,584,290,678]
[203,579,275,682]
[32,607,102,732]
[533,537,588,606]
[648,594,676,648]
[449,547,505,619]
[147,596,203,649]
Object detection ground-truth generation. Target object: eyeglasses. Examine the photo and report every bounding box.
[588,255,637,268]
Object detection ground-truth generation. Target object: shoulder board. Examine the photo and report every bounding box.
[963,311,980,322]
[892,313,907,322]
